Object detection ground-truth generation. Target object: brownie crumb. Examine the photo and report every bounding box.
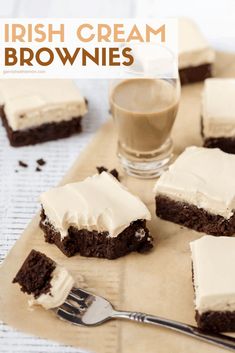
[36,167,42,172]
[96,166,108,174]
[36,158,46,166]
[15,170,18,173]
[96,166,120,181]
[18,160,28,168]
[110,169,119,181]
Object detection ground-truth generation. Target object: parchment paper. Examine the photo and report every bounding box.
[0,52,235,353]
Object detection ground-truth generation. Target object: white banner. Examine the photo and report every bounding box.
[0,18,178,79]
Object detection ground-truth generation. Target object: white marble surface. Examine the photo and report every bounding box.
[0,0,234,352]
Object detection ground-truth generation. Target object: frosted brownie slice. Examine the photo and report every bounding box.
[202,78,235,153]
[40,172,153,259]
[13,250,74,309]
[154,146,235,236]
[179,18,215,84]
[0,79,87,147]
[190,235,235,332]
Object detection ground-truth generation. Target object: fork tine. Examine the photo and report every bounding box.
[62,301,81,315]
[67,293,89,309]
[70,287,91,299]
[57,307,83,326]
[56,288,110,327]
[68,288,95,310]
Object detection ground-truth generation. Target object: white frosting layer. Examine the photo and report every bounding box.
[154,146,235,219]
[202,78,235,138]
[179,18,215,69]
[40,172,151,238]
[29,265,74,309]
[190,235,235,314]
[0,79,87,131]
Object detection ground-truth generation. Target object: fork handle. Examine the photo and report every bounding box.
[111,310,235,351]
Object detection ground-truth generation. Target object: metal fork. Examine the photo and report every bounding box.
[55,287,235,351]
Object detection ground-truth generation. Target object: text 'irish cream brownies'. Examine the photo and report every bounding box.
[0,79,87,147]
[202,78,235,153]
[40,172,153,259]
[190,236,235,332]
[154,146,235,236]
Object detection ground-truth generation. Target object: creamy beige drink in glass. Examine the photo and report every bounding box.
[110,75,180,178]
[110,42,180,178]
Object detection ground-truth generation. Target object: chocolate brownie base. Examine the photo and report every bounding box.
[179,63,212,85]
[203,137,235,154]
[201,115,235,154]
[196,310,235,333]
[13,250,56,298]
[192,269,235,332]
[156,195,235,236]
[40,209,153,259]
[0,106,83,147]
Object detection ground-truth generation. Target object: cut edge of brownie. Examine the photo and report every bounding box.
[192,264,235,332]
[0,106,83,147]
[155,194,235,236]
[13,249,56,298]
[179,63,212,85]
[39,209,153,259]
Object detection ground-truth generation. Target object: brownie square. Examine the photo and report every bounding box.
[0,79,87,147]
[178,18,215,85]
[39,172,153,259]
[154,146,235,236]
[190,236,235,332]
[201,78,235,154]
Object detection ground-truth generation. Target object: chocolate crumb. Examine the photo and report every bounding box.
[36,167,42,172]
[15,170,18,173]
[96,166,119,181]
[96,166,108,174]
[36,158,46,166]
[18,161,28,168]
[110,169,119,181]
